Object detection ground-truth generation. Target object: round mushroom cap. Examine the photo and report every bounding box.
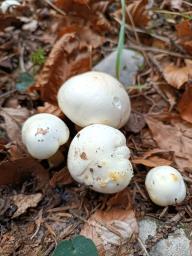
[22,113,69,159]
[145,166,186,206]
[67,124,133,193]
[57,71,131,128]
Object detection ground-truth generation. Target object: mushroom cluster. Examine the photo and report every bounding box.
[22,71,187,203]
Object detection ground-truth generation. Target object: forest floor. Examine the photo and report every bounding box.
[0,0,192,255]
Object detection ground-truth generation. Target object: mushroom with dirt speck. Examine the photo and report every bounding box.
[145,166,186,206]
[22,113,69,159]
[67,124,133,193]
[57,71,131,128]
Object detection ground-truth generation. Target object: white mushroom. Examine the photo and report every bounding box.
[22,113,69,159]
[145,166,186,206]
[67,124,133,193]
[57,71,131,128]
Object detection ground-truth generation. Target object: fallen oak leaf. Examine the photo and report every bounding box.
[163,60,192,89]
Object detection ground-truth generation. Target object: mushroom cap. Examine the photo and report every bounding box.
[67,124,133,193]
[57,71,131,128]
[22,113,69,159]
[145,166,186,206]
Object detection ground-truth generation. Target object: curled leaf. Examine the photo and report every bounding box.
[163,60,192,89]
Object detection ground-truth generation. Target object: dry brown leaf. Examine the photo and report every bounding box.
[37,102,64,117]
[178,84,192,124]
[158,83,177,109]
[81,189,138,255]
[113,0,149,28]
[163,60,192,89]
[106,188,132,210]
[0,107,30,156]
[146,115,192,170]
[54,0,109,19]
[57,24,105,49]
[11,193,43,218]
[133,156,172,167]
[0,157,49,189]
[133,148,173,167]
[32,33,91,104]
[0,14,21,31]
[50,168,74,188]
[176,20,192,55]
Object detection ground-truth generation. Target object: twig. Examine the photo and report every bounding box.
[183,1,192,7]
[44,0,66,16]
[19,45,26,72]
[159,206,168,219]
[137,237,150,256]
[128,43,192,59]
[0,89,17,99]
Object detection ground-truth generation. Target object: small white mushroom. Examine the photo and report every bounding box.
[145,166,186,206]
[22,113,69,159]
[57,71,131,128]
[67,124,133,193]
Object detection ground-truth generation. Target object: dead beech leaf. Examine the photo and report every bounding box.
[176,20,192,38]
[146,115,192,170]
[133,156,172,167]
[113,0,149,28]
[0,157,49,189]
[106,188,132,210]
[178,85,192,124]
[37,102,64,117]
[32,33,91,104]
[58,25,105,49]
[163,60,192,89]
[50,168,74,188]
[176,20,192,55]
[133,148,173,167]
[81,208,138,256]
[0,107,30,156]
[11,193,43,218]
[0,15,22,31]
[74,0,89,4]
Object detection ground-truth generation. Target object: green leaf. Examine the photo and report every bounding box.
[52,235,99,256]
[31,48,45,65]
[16,72,34,92]
[116,0,126,80]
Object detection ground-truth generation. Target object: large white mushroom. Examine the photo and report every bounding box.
[145,166,186,206]
[22,113,69,159]
[57,71,131,129]
[67,124,133,193]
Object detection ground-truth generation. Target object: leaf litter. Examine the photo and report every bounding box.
[1,0,192,255]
